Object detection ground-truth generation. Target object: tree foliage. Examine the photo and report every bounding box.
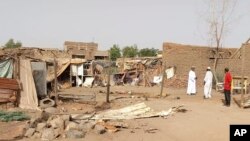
[4,39,22,48]
[122,45,138,58]
[138,48,158,57]
[109,44,121,61]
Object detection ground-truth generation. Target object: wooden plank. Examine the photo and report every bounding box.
[0,84,19,90]
[0,98,10,103]
[0,89,14,94]
[0,94,12,99]
[0,78,18,85]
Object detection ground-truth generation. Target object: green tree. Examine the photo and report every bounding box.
[4,39,22,48]
[109,44,121,61]
[122,45,138,58]
[138,48,158,57]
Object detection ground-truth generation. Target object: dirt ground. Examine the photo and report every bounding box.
[1,85,250,141]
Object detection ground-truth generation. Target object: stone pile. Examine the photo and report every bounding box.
[24,111,127,140]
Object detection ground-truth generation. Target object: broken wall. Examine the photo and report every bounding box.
[162,42,249,87]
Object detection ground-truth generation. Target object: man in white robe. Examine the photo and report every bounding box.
[204,67,213,99]
[187,66,197,95]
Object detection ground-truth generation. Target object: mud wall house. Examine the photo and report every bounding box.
[0,47,84,110]
[0,53,19,106]
[115,57,163,86]
[94,50,109,60]
[162,42,250,87]
[64,41,98,60]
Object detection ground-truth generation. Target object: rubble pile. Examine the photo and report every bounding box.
[24,112,128,140]
[164,75,188,88]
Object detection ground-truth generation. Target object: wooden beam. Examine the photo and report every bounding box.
[54,58,58,105]
[160,62,166,97]
[70,64,72,87]
[106,53,111,103]
[240,43,246,108]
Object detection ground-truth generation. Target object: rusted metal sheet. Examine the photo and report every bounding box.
[0,78,20,90]
[0,78,19,103]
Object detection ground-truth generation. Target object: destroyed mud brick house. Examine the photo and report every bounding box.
[162,41,250,88]
[115,57,164,86]
[64,41,109,60]
[0,47,92,109]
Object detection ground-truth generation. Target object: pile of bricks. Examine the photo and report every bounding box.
[164,75,188,88]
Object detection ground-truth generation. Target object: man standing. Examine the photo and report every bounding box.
[224,68,232,106]
[187,66,197,95]
[204,67,213,99]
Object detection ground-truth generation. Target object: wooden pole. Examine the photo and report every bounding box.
[70,64,72,87]
[106,52,111,103]
[160,62,166,97]
[54,58,58,105]
[240,43,245,108]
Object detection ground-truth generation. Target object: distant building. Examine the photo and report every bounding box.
[64,41,108,60]
[94,50,109,60]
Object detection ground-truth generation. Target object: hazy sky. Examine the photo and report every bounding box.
[0,0,249,50]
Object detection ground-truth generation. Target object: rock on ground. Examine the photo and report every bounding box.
[65,121,79,131]
[48,116,64,129]
[94,124,106,134]
[66,130,86,139]
[36,123,47,132]
[25,128,35,138]
[79,121,96,131]
[41,128,57,141]
[44,107,58,114]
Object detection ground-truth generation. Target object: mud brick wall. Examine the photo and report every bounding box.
[64,41,98,60]
[162,42,250,87]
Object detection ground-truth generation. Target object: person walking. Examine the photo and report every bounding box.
[204,67,213,99]
[224,68,232,106]
[187,66,197,95]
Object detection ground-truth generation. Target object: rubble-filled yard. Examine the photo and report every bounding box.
[1,85,250,141]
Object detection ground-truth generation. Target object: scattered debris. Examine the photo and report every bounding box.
[145,128,158,133]
[91,102,183,120]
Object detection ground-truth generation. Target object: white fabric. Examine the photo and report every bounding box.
[153,76,163,84]
[187,70,196,94]
[204,71,213,98]
[19,59,40,110]
[83,77,95,87]
[165,67,175,79]
[71,64,84,76]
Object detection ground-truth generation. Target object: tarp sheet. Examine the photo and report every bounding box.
[46,58,71,82]
[0,59,13,78]
[19,59,40,110]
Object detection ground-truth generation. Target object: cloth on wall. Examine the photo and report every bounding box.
[0,59,13,78]
[71,64,84,76]
[19,59,40,110]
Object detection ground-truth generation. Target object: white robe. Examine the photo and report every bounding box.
[204,71,213,98]
[187,70,196,94]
